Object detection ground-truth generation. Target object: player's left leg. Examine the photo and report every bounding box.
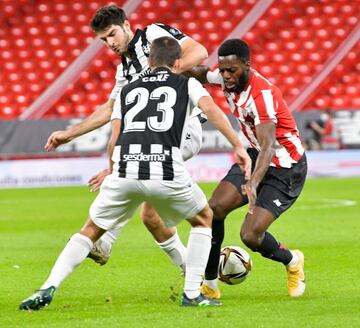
[240,154,307,297]
[141,202,186,272]
[240,206,305,297]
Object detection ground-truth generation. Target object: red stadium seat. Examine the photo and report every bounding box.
[1,0,358,118]
[0,106,18,119]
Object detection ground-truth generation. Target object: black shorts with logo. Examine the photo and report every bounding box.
[222,149,307,218]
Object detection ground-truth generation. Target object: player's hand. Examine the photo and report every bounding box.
[88,168,111,192]
[45,131,72,151]
[241,179,257,215]
[234,146,252,180]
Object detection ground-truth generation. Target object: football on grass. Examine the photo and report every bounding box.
[218,246,252,285]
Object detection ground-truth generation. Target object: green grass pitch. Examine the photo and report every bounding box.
[1,178,360,328]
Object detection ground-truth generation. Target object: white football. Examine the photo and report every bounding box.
[218,246,252,285]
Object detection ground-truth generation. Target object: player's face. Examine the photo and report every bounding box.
[218,55,250,92]
[97,22,132,56]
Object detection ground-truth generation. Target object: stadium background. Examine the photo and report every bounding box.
[1,1,360,327]
[0,0,359,187]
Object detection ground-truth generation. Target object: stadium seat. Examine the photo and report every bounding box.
[1,0,358,118]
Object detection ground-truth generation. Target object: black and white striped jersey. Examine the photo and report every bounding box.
[112,67,210,181]
[110,23,188,100]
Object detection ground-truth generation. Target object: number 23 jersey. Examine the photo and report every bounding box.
[112,67,209,181]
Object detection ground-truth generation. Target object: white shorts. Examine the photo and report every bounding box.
[181,113,203,161]
[90,174,208,230]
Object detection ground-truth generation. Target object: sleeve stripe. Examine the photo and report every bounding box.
[153,23,187,41]
[260,90,276,119]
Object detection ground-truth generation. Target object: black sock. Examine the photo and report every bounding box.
[205,219,224,280]
[257,232,293,265]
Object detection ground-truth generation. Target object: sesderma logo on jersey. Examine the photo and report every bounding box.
[123,153,166,162]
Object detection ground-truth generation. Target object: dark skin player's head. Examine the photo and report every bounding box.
[218,39,251,93]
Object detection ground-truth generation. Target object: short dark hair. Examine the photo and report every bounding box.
[218,39,250,62]
[150,37,181,68]
[90,5,128,32]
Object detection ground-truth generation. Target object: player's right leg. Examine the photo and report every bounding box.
[181,204,221,307]
[20,175,140,311]
[201,164,249,299]
[19,218,105,311]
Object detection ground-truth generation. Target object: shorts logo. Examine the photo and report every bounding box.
[273,199,282,207]
[186,133,191,140]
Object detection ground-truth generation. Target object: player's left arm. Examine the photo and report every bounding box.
[176,38,208,74]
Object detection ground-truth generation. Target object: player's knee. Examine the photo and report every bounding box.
[209,198,228,221]
[141,212,162,230]
[202,205,213,226]
[192,205,213,228]
[240,227,261,251]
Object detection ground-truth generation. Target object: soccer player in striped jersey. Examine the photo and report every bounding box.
[189,39,307,298]
[20,37,251,309]
[44,5,209,272]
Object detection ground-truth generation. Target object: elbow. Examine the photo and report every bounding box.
[199,45,208,62]
[262,144,275,158]
[268,146,276,159]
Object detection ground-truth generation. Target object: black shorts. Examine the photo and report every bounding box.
[222,149,307,218]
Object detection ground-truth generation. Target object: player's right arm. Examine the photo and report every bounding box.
[88,93,122,192]
[88,118,121,192]
[45,99,114,151]
[197,95,251,179]
[185,65,210,83]
[185,65,224,87]
[188,77,250,178]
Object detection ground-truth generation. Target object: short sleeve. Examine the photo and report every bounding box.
[146,23,188,44]
[188,77,211,107]
[206,68,223,85]
[109,65,128,100]
[252,90,277,126]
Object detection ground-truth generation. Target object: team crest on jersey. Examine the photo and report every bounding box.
[142,43,151,55]
[169,27,181,36]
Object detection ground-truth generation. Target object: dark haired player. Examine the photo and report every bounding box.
[190,39,307,298]
[43,5,209,272]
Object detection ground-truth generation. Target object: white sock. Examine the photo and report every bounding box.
[204,278,218,290]
[41,233,93,289]
[287,250,299,268]
[184,227,212,299]
[156,231,187,270]
[100,220,128,246]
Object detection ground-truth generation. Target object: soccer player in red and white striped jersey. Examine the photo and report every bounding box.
[190,39,307,298]
[208,68,304,168]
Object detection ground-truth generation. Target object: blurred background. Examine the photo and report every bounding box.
[0,0,359,188]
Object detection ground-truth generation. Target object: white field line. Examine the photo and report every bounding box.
[296,198,357,210]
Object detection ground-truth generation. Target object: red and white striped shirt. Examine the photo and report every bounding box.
[207,69,304,168]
